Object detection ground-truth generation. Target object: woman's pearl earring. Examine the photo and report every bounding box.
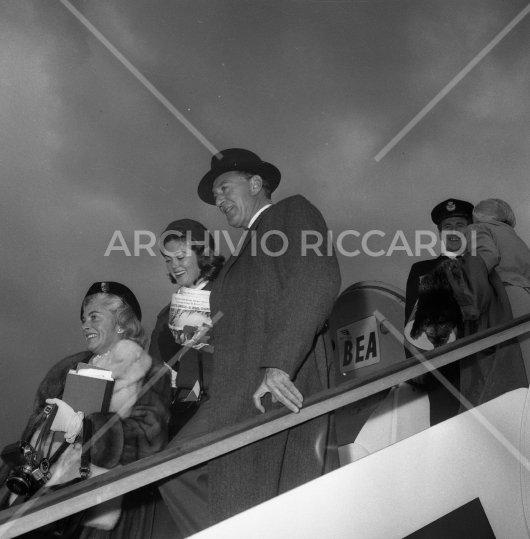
[117,328,124,334]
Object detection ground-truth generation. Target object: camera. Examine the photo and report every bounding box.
[1,441,43,496]
[1,404,56,497]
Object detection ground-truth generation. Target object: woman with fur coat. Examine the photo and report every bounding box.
[0,282,171,539]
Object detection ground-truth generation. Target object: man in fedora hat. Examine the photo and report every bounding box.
[159,148,341,535]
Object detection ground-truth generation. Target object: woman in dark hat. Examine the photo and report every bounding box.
[0,282,171,539]
[148,219,224,440]
[146,220,224,539]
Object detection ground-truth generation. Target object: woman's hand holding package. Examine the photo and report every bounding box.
[45,398,84,443]
[182,323,214,352]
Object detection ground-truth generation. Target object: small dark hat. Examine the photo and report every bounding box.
[431,198,474,225]
[82,282,142,321]
[198,148,281,205]
[160,218,215,252]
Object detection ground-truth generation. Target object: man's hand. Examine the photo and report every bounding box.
[252,368,303,414]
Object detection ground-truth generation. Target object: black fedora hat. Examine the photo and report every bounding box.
[159,218,216,252]
[198,148,281,205]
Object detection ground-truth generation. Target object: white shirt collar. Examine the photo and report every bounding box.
[177,279,208,292]
[247,204,272,229]
[442,250,460,259]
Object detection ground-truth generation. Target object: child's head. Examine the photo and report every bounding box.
[473,198,516,228]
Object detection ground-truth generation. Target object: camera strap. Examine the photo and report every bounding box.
[33,405,92,482]
[79,418,92,479]
[33,404,59,464]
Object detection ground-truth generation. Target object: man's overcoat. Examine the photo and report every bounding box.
[208,195,341,524]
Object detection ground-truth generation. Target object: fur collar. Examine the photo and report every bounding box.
[10,341,152,526]
[95,340,152,418]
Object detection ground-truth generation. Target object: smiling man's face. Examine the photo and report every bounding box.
[439,216,469,253]
[212,171,258,229]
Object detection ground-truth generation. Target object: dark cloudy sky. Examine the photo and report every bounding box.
[2,0,530,448]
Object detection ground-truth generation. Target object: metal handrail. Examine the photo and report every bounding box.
[2,312,530,538]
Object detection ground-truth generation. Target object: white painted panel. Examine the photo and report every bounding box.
[195,389,530,539]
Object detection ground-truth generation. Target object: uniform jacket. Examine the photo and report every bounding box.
[405,255,461,425]
[0,342,170,539]
[208,195,341,524]
[405,256,450,324]
[405,254,528,415]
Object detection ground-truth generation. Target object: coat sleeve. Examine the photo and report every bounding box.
[403,263,422,360]
[258,196,341,378]
[1,352,171,494]
[405,263,422,324]
[148,304,181,364]
[466,224,500,273]
[88,360,171,468]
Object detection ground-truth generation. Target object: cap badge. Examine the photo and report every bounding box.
[101,282,109,293]
[446,201,456,211]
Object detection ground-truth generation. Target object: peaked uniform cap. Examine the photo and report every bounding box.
[431,198,474,225]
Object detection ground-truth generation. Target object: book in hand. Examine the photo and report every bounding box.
[62,362,114,415]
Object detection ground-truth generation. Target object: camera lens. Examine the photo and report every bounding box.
[6,466,33,496]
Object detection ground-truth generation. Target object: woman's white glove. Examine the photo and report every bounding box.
[45,398,84,443]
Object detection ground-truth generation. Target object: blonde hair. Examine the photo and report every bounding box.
[473,198,516,228]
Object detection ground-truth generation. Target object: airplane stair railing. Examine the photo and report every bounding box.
[1,312,530,538]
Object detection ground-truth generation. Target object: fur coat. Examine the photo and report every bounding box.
[406,254,528,409]
[0,340,171,539]
[96,340,153,418]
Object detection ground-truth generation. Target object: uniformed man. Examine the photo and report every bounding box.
[405,198,474,425]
